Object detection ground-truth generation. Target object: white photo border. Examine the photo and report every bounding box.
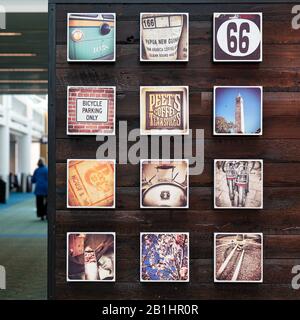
[213,159,263,209]
[213,232,263,283]
[140,232,190,282]
[213,86,263,136]
[66,159,116,209]
[66,231,116,282]
[67,12,116,62]
[140,12,189,62]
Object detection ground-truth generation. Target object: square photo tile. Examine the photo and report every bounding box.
[214,160,263,209]
[140,13,189,62]
[214,86,263,135]
[213,13,263,62]
[140,86,189,135]
[140,159,189,209]
[67,13,116,62]
[67,86,115,135]
[67,232,116,282]
[140,232,189,282]
[214,233,263,283]
[67,159,115,208]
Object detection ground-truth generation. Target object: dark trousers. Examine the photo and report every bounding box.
[36,195,47,218]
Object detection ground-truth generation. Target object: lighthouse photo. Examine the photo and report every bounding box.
[214,86,263,135]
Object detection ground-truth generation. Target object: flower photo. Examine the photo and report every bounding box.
[140,232,189,282]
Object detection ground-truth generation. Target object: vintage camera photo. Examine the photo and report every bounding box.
[140,159,189,209]
[214,86,263,136]
[140,86,189,135]
[140,13,189,62]
[140,232,189,282]
[214,160,263,209]
[67,159,115,208]
[214,233,263,283]
[67,13,116,62]
[67,232,116,282]
[67,86,116,135]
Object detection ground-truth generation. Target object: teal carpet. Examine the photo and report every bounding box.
[0,193,47,300]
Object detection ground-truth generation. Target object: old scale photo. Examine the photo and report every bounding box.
[140,159,189,209]
[66,232,116,282]
[66,86,116,135]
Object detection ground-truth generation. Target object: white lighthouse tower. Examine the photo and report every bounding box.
[235,93,245,134]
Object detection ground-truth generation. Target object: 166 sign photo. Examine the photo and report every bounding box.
[213,13,263,62]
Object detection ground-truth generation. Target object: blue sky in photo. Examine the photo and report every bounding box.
[215,87,262,133]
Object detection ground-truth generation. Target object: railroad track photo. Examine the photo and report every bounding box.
[214,233,263,283]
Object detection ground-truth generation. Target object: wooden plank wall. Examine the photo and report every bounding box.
[50,2,300,299]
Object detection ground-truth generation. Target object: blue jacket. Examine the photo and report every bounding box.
[32,165,48,196]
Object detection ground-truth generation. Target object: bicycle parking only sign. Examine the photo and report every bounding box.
[213,13,262,62]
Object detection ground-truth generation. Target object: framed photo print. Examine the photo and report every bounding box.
[67,13,116,62]
[214,232,263,283]
[67,86,116,135]
[67,159,116,208]
[214,159,263,209]
[140,232,189,282]
[140,13,189,62]
[67,232,116,282]
[213,86,263,136]
[140,86,189,135]
[140,159,189,209]
[213,13,263,62]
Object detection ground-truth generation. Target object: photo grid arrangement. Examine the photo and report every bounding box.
[64,11,265,284]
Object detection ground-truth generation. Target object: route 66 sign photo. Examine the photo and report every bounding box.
[213,13,262,62]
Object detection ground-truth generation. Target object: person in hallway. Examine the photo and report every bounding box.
[32,158,48,220]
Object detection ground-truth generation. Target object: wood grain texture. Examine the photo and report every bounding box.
[49,2,300,299]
